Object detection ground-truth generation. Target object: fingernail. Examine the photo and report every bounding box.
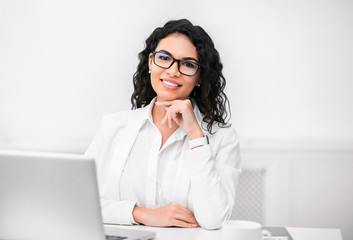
[192,224,198,227]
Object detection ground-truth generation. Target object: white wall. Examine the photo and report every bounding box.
[1,0,352,151]
[1,0,352,238]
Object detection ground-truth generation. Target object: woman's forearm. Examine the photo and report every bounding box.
[132,203,199,228]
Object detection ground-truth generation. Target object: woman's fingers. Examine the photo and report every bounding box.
[180,207,197,220]
[155,101,174,106]
[160,105,180,127]
[170,203,199,226]
[168,111,173,128]
[161,114,168,125]
[156,100,201,137]
[175,206,199,224]
[172,219,199,228]
[172,111,181,125]
[174,212,199,226]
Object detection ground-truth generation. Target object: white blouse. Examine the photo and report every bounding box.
[120,102,187,209]
[85,98,241,229]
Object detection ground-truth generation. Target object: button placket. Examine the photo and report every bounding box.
[145,135,161,208]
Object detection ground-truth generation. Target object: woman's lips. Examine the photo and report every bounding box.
[160,78,182,90]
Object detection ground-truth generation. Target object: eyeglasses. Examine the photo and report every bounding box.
[152,51,201,76]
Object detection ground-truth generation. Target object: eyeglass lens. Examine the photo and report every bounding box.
[153,52,199,76]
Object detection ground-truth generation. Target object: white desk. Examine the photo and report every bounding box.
[104,224,342,240]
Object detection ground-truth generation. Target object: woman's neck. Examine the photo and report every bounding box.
[152,103,167,122]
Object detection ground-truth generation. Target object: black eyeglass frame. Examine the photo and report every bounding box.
[152,51,201,76]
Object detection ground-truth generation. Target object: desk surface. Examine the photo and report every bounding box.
[104,224,342,240]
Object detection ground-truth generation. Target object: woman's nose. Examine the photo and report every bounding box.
[166,61,181,77]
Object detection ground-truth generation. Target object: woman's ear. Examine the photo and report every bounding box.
[196,76,202,87]
[148,53,153,71]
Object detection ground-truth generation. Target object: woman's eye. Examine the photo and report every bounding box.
[157,54,171,61]
[182,61,196,69]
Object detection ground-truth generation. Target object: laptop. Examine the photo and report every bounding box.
[0,149,156,240]
[262,227,293,240]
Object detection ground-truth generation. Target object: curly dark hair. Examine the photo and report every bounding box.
[131,19,231,133]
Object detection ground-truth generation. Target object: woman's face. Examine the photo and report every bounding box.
[148,33,201,102]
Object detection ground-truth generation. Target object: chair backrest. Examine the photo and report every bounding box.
[231,167,266,224]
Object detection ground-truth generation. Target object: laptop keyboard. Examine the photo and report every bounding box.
[105,235,128,240]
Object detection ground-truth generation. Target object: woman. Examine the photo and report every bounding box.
[85,19,241,230]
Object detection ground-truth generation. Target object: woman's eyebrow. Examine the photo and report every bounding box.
[182,57,199,63]
[158,49,199,63]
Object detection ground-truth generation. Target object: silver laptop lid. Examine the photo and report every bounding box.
[0,150,105,240]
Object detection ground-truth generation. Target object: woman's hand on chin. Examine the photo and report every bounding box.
[132,203,200,228]
[155,99,204,140]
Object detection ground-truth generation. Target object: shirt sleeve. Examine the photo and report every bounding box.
[187,127,241,230]
[100,199,138,225]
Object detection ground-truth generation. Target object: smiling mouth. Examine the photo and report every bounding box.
[161,79,182,87]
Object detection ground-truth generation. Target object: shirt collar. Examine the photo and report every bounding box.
[144,97,157,123]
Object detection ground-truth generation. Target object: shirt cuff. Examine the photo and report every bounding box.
[130,202,138,224]
[101,200,138,225]
[189,135,209,150]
